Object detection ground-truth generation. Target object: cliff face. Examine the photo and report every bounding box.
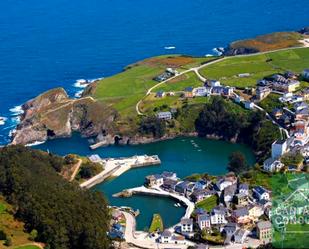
[11,88,118,145]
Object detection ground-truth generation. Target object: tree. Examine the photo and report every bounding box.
[227,152,248,174]
[139,116,166,138]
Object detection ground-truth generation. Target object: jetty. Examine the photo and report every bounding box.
[115,185,195,219]
[80,155,161,188]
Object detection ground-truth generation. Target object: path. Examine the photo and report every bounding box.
[122,211,193,249]
[70,159,82,182]
[253,103,290,138]
[135,45,308,116]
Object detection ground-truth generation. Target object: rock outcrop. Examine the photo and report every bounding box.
[11,88,118,145]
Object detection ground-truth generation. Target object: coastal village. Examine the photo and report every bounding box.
[102,67,309,248]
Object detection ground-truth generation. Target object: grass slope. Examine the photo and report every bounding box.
[199,48,309,88]
[92,55,215,116]
[0,197,34,248]
[195,195,218,212]
[149,214,164,232]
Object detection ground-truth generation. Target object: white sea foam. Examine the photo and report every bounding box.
[164,46,176,50]
[205,54,214,57]
[74,90,83,98]
[0,117,7,126]
[25,140,45,147]
[73,79,89,88]
[9,105,24,116]
[212,47,225,56]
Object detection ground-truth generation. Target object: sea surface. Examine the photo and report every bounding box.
[35,134,255,229]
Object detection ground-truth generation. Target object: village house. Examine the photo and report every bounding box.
[263,157,284,172]
[223,223,238,237]
[244,101,254,110]
[156,90,165,98]
[294,101,308,112]
[210,206,228,225]
[195,244,209,249]
[215,177,235,191]
[224,184,237,204]
[184,87,194,98]
[248,204,264,221]
[238,183,249,195]
[175,181,191,195]
[162,178,178,191]
[159,230,172,244]
[256,86,271,101]
[207,80,221,87]
[236,193,249,206]
[145,174,164,187]
[191,189,215,203]
[292,120,309,146]
[302,69,309,80]
[256,221,272,243]
[180,218,194,234]
[234,95,244,103]
[157,111,172,120]
[197,213,211,230]
[234,229,248,244]
[301,88,309,100]
[193,86,210,97]
[253,186,270,201]
[232,207,250,224]
[272,108,283,119]
[154,68,178,82]
[279,92,293,103]
[161,171,177,180]
[271,139,291,158]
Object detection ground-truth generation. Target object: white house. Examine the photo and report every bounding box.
[159,230,172,243]
[234,229,248,244]
[197,214,211,230]
[180,218,193,233]
[253,186,270,201]
[271,139,290,158]
[216,178,233,191]
[234,95,244,103]
[210,80,221,87]
[263,157,284,172]
[193,87,209,97]
[244,101,254,110]
[157,111,172,120]
[210,206,228,225]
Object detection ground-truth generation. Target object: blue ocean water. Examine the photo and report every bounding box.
[0,0,308,144]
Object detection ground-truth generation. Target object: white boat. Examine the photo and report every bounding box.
[164,46,176,50]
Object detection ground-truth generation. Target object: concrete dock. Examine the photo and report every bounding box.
[80,155,161,188]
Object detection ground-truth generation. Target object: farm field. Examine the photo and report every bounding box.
[199,48,309,88]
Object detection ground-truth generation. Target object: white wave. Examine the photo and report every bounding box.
[0,117,7,126]
[9,105,24,116]
[9,129,16,138]
[205,54,214,57]
[212,47,225,56]
[164,46,176,50]
[11,116,21,124]
[74,90,83,98]
[73,79,89,88]
[25,140,46,147]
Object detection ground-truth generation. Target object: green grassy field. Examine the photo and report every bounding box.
[14,246,41,249]
[149,214,164,232]
[0,197,34,248]
[92,55,216,116]
[155,71,202,92]
[195,195,218,212]
[199,48,309,88]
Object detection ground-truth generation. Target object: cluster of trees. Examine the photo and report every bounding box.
[195,97,281,162]
[0,145,111,249]
[139,116,166,138]
[77,161,103,180]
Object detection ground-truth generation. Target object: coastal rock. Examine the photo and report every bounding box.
[11,88,117,145]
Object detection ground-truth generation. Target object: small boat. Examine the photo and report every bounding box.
[164,46,176,50]
[174,203,178,207]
